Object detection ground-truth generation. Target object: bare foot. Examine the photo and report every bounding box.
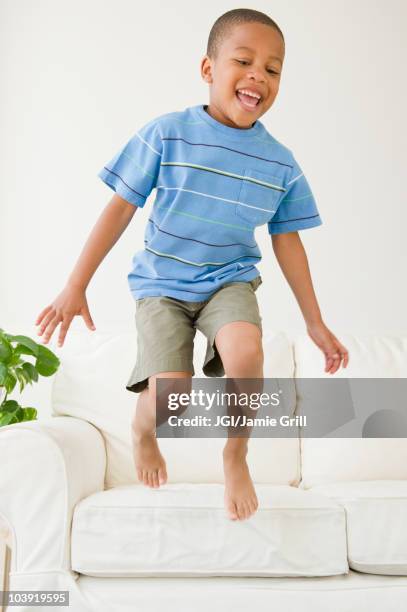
[223,447,258,520]
[132,429,167,488]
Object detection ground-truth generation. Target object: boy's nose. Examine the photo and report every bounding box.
[247,71,266,83]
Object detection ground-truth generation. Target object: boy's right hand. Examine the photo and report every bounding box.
[35,284,96,347]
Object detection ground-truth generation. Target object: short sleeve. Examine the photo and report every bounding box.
[268,154,322,235]
[97,118,162,208]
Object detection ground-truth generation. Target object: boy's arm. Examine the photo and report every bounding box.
[67,193,137,290]
[35,193,138,346]
[271,232,322,326]
[271,232,349,373]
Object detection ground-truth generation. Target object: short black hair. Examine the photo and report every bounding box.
[207,8,285,60]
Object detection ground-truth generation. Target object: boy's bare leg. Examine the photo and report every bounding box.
[131,371,192,488]
[215,321,264,521]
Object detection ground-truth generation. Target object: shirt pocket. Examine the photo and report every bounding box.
[235,168,285,226]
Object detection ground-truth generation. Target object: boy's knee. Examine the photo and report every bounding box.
[148,371,192,392]
[224,340,264,372]
[148,372,193,416]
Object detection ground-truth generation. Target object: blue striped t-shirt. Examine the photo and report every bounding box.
[98,104,322,301]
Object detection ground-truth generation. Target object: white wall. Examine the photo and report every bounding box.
[1,0,406,416]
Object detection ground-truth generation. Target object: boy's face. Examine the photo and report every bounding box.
[201,22,285,129]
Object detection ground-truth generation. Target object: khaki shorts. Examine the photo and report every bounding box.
[126,275,263,393]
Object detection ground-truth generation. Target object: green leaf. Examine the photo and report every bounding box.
[35,345,60,376]
[3,371,17,394]
[0,362,7,385]
[14,344,36,358]
[15,407,25,420]
[21,407,37,421]
[5,335,39,356]
[14,369,26,393]
[9,352,24,366]
[0,331,59,427]
[0,337,12,363]
[0,403,37,426]
[18,366,32,385]
[0,399,20,413]
[22,361,39,383]
[0,399,20,427]
[0,412,16,427]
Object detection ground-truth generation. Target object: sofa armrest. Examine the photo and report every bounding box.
[0,416,106,575]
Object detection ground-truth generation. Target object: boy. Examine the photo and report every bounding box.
[35,9,349,521]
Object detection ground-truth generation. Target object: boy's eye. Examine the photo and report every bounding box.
[235,59,279,75]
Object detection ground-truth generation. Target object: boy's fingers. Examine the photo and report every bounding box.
[37,309,56,335]
[334,354,343,373]
[82,307,96,330]
[338,344,349,368]
[331,359,341,374]
[339,350,349,368]
[41,314,62,344]
[327,352,340,374]
[35,305,53,326]
[57,316,74,347]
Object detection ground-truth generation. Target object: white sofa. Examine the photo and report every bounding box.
[1,328,407,612]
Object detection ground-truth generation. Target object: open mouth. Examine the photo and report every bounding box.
[235,89,262,111]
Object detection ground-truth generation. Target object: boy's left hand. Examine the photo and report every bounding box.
[306,321,349,374]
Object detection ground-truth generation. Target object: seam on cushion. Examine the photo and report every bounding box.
[71,571,407,585]
[73,579,407,590]
[81,505,344,511]
[350,559,407,564]
[319,496,407,501]
[72,571,350,578]
[9,568,78,577]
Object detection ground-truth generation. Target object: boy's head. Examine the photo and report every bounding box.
[201,9,285,129]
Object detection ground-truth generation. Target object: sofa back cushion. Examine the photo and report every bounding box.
[293,334,407,488]
[52,328,299,488]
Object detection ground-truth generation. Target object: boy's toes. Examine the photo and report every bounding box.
[237,503,248,520]
[151,471,159,488]
[142,470,150,486]
[158,467,167,485]
[136,468,143,483]
[226,501,238,520]
[242,503,250,520]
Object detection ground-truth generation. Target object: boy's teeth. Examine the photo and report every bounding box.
[237,90,259,107]
[237,89,260,99]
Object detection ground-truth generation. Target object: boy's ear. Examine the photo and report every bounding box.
[200,55,213,84]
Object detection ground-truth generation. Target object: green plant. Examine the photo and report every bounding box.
[0,328,60,426]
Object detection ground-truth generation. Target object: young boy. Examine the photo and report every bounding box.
[35,9,349,522]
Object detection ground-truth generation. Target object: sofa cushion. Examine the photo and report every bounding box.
[51,328,298,488]
[293,333,407,488]
[300,438,407,489]
[306,480,407,576]
[71,483,348,577]
[78,571,407,612]
[293,333,407,378]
